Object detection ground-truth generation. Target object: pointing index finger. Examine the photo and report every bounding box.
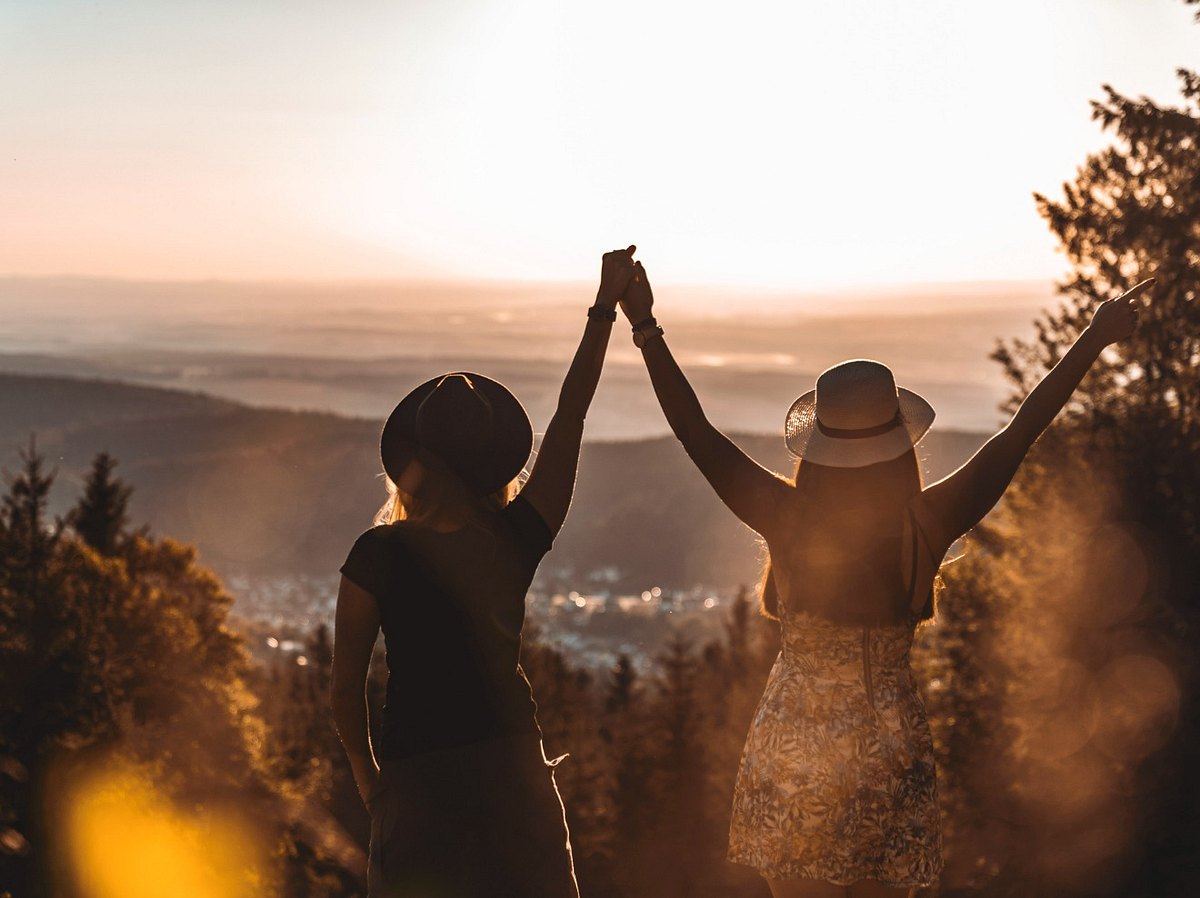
[1120,278,1156,304]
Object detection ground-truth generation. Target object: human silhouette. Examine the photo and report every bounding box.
[618,260,1153,898]
[331,247,640,897]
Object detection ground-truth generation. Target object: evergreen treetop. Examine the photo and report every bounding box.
[68,451,134,557]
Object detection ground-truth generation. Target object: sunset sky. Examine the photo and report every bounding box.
[3,0,1196,292]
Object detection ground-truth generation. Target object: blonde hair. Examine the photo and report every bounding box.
[374,454,521,527]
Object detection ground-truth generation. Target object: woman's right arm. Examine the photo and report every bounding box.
[621,263,789,536]
[331,575,382,805]
[917,278,1153,547]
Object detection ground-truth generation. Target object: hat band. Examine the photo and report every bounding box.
[815,410,902,440]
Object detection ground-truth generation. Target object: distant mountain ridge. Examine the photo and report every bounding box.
[0,275,1043,436]
[0,374,989,591]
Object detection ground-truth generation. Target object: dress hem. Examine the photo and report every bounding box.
[726,852,940,889]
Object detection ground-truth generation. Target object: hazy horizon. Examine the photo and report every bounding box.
[0,274,1053,437]
[7,0,1186,438]
[0,270,1057,326]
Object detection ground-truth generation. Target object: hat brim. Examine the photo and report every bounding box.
[381,372,533,495]
[784,387,935,468]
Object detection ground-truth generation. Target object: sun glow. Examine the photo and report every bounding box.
[3,0,1195,288]
[312,0,1199,289]
[57,761,271,898]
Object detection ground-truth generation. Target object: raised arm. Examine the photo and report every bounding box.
[619,262,790,536]
[331,575,382,806]
[918,278,1154,547]
[520,247,636,534]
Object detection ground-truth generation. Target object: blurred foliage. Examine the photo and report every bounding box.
[522,586,780,898]
[0,444,361,897]
[917,26,1200,896]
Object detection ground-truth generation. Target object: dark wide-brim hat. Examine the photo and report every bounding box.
[381,372,533,497]
[784,359,935,468]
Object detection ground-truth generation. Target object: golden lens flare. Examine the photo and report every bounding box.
[61,762,271,898]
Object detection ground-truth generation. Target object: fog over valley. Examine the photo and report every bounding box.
[0,276,1051,437]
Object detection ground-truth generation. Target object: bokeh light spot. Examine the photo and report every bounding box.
[60,761,270,898]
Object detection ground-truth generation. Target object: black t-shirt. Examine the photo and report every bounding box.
[340,494,554,760]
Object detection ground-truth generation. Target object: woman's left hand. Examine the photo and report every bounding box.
[595,245,637,310]
[620,261,655,324]
[1087,277,1155,346]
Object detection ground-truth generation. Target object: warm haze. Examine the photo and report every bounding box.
[3,0,1196,290]
[2,2,1197,896]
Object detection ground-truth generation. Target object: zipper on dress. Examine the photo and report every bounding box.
[862,625,877,715]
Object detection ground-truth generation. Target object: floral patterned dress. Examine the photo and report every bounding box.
[727,604,942,887]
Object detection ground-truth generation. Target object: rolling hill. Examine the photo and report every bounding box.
[0,374,988,590]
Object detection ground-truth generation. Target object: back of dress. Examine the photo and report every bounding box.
[727,504,943,887]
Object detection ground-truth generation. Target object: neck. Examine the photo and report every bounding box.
[424,500,480,532]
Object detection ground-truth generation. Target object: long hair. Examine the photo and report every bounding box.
[374,450,520,527]
[759,447,937,625]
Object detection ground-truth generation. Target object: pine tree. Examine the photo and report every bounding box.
[996,58,1200,552]
[724,586,751,677]
[0,441,111,896]
[647,635,716,897]
[939,9,1200,892]
[0,436,61,600]
[0,442,365,896]
[0,440,72,741]
[605,652,636,715]
[597,652,654,895]
[68,451,133,556]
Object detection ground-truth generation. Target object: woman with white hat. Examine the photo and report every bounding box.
[619,262,1153,898]
[330,247,640,897]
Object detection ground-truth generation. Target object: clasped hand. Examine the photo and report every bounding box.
[596,246,654,325]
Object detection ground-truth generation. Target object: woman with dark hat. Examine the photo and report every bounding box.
[331,247,639,897]
[617,261,1153,898]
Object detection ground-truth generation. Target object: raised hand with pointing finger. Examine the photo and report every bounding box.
[1088,277,1155,346]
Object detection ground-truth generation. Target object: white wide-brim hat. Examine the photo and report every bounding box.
[784,359,935,468]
